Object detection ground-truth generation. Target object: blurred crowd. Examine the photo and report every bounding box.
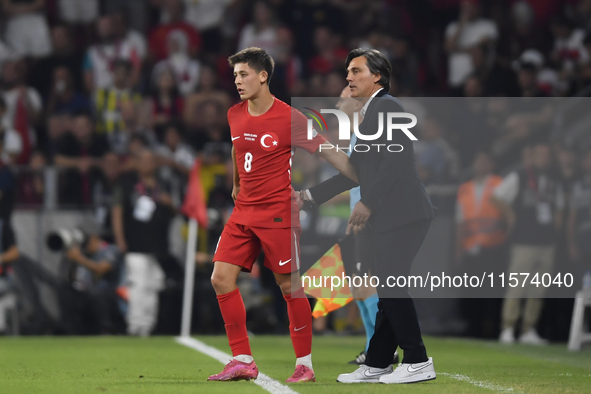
[0,0,591,210]
[0,0,591,338]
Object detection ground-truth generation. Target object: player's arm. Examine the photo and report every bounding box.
[231,146,240,201]
[315,147,358,184]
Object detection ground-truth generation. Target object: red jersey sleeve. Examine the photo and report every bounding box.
[291,108,327,154]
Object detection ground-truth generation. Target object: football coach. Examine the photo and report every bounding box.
[299,48,437,384]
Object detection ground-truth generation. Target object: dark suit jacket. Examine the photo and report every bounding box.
[309,90,434,233]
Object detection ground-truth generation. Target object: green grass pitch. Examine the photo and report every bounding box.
[1,335,590,393]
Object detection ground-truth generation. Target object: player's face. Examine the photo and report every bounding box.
[346,56,380,98]
[233,63,266,101]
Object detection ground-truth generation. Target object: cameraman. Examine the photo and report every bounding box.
[60,219,123,334]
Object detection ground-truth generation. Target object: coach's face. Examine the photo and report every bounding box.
[346,56,380,98]
[336,87,362,118]
[233,62,268,101]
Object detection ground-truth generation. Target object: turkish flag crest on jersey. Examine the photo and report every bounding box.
[260,132,279,151]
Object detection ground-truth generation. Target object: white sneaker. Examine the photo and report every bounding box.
[337,365,393,383]
[519,329,548,345]
[379,357,436,384]
[499,327,515,344]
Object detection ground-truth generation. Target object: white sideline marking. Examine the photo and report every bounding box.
[175,336,299,394]
[441,372,521,393]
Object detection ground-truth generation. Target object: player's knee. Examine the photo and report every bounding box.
[276,279,292,295]
[210,272,230,293]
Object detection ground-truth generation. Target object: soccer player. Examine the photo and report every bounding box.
[207,47,357,383]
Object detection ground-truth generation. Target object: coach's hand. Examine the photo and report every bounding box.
[349,201,371,230]
[346,222,361,235]
[232,185,240,201]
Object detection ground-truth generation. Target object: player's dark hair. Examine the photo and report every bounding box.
[228,47,275,85]
[345,48,392,91]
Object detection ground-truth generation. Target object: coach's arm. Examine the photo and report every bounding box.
[306,148,359,205]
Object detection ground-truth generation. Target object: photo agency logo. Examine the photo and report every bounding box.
[303,107,418,153]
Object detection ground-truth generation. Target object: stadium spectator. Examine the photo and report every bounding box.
[0,39,13,72]
[444,0,498,93]
[94,60,142,146]
[18,149,45,206]
[568,148,591,265]
[153,30,201,97]
[54,113,109,205]
[149,66,184,139]
[92,152,122,239]
[2,0,52,58]
[278,0,345,65]
[161,0,233,54]
[112,148,174,336]
[57,0,98,25]
[308,26,349,75]
[237,1,280,59]
[45,66,91,117]
[492,50,554,164]
[112,100,154,157]
[455,151,507,337]
[61,219,123,334]
[111,8,148,63]
[0,219,19,304]
[156,123,194,177]
[387,34,420,96]
[468,43,519,97]
[148,0,201,62]
[0,97,23,165]
[156,123,194,205]
[29,25,85,101]
[492,142,564,345]
[105,0,149,34]
[183,65,232,125]
[496,1,552,70]
[1,59,42,164]
[271,27,302,99]
[414,118,458,185]
[84,15,141,92]
[550,14,589,83]
[0,133,18,314]
[0,135,16,222]
[186,100,231,155]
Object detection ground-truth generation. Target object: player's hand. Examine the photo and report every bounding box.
[232,185,240,201]
[349,201,371,229]
[295,190,304,210]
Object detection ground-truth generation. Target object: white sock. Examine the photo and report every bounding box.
[296,354,313,370]
[234,354,254,363]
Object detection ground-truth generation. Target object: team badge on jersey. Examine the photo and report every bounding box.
[260,132,279,151]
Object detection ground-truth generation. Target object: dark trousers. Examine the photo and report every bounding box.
[365,219,431,367]
[459,245,507,338]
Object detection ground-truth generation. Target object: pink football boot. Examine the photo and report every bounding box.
[207,359,259,381]
[286,365,316,383]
